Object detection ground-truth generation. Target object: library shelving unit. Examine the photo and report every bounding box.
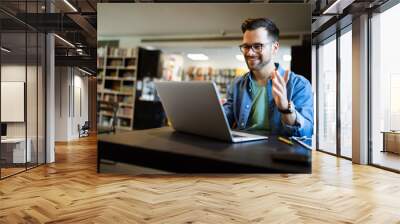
[184,66,247,99]
[97,47,138,131]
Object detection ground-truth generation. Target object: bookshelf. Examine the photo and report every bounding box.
[184,66,247,99]
[97,46,138,131]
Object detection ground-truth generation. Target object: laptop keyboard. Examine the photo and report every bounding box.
[231,131,268,142]
[232,132,247,138]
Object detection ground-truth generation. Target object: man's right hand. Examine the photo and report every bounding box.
[271,69,290,111]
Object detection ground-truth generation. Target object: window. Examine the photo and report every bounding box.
[370,2,400,171]
[0,1,46,179]
[339,28,352,158]
[317,36,337,154]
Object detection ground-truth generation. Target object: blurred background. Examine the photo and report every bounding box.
[97,3,311,132]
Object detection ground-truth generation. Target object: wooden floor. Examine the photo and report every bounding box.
[373,150,400,171]
[1,167,26,178]
[1,135,400,223]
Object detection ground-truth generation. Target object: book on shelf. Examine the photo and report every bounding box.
[104,80,122,92]
[125,58,136,67]
[103,94,116,102]
[107,59,123,67]
[119,95,133,104]
[108,47,137,58]
[98,47,106,58]
[120,70,135,78]
[118,107,133,116]
[184,66,244,94]
[97,58,105,67]
[105,70,118,77]
[97,70,104,78]
[121,86,134,93]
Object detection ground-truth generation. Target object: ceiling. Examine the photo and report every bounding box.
[98,3,311,37]
[0,0,98,73]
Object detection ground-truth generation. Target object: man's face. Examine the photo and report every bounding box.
[241,28,278,72]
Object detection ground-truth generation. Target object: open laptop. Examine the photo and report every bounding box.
[154,81,268,143]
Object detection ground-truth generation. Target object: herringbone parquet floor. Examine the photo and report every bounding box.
[1,135,400,223]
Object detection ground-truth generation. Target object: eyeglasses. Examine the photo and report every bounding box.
[239,42,271,53]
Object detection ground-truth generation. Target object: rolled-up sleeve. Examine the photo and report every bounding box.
[282,77,314,137]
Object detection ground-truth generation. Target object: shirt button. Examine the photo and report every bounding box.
[241,122,245,127]
[246,105,249,109]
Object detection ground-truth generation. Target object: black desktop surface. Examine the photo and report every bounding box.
[133,100,166,130]
[98,127,311,173]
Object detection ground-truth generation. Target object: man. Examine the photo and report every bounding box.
[223,18,313,137]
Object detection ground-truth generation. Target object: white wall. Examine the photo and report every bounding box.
[71,74,89,138]
[55,67,68,141]
[1,65,32,138]
[55,67,89,141]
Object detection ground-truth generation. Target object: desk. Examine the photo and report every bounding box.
[98,127,311,173]
[1,138,32,164]
[382,131,400,154]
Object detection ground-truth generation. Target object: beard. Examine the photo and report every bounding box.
[245,56,270,72]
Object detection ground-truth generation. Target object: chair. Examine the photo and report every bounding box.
[78,121,90,138]
[97,100,118,134]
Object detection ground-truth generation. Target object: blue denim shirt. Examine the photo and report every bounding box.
[223,64,313,137]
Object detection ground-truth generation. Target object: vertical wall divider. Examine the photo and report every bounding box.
[0,23,2,179]
[367,11,373,165]
[69,68,71,118]
[336,25,341,157]
[36,0,39,167]
[44,32,47,164]
[73,68,75,118]
[25,0,28,171]
[60,67,62,117]
[315,44,320,151]
[44,0,48,164]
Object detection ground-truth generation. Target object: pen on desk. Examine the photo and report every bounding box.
[278,136,294,145]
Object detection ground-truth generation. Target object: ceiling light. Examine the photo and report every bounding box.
[283,54,292,62]
[78,67,92,76]
[1,47,11,53]
[187,53,208,61]
[54,34,75,48]
[63,0,78,12]
[145,46,156,50]
[235,54,245,62]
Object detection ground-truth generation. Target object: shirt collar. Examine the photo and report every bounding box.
[247,62,283,93]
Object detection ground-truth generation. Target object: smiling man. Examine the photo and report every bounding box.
[223,18,313,137]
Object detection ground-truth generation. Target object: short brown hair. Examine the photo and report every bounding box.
[241,18,280,42]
